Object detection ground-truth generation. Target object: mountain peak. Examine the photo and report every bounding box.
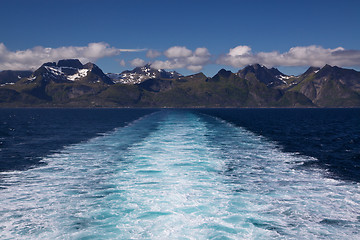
[269,67,283,76]
[57,59,84,69]
[41,62,57,67]
[28,59,113,84]
[303,66,321,76]
[251,63,263,70]
[209,69,234,82]
[238,64,286,87]
[107,65,182,84]
[217,69,233,77]
[83,62,99,70]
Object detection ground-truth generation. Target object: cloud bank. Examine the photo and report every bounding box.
[137,45,360,72]
[217,45,360,68]
[150,46,211,72]
[1,42,359,72]
[0,42,145,70]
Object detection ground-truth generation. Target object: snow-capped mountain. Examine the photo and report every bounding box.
[107,64,182,84]
[27,59,113,85]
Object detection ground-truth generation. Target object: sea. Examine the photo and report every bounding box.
[0,108,359,239]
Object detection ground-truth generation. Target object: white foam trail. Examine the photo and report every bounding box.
[0,110,359,239]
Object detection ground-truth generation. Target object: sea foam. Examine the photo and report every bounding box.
[0,110,359,239]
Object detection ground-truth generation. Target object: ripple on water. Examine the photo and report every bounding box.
[0,110,359,239]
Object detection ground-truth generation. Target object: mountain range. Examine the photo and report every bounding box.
[107,64,182,84]
[1,59,360,107]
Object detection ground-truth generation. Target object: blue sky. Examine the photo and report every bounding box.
[1,0,360,76]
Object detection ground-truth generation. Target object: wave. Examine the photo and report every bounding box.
[0,110,359,239]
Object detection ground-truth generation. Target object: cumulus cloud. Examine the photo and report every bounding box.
[150,45,360,72]
[164,46,193,58]
[119,59,126,66]
[130,58,146,67]
[228,45,252,57]
[194,47,211,57]
[7,42,357,72]
[146,49,161,58]
[150,46,211,72]
[217,45,360,68]
[0,42,145,70]
[151,59,186,70]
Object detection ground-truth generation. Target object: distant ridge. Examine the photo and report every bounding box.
[1,60,359,107]
[107,64,182,84]
[237,64,287,87]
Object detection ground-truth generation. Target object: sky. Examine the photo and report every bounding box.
[1,0,360,76]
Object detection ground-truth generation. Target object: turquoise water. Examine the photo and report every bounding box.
[1,110,360,239]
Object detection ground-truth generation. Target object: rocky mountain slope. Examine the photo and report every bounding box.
[107,64,182,84]
[287,65,360,107]
[0,59,359,107]
[0,70,32,85]
[237,64,292,87]
[26,59,114,85]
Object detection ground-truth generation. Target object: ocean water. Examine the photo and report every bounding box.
[198,108,360,182]
[0,108,156,172]
[0,109,359,239]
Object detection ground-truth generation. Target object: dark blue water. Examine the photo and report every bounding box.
[0,108,157,172]
[0,108,359,239]
[198,108,360,182]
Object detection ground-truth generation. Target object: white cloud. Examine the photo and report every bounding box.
[130,58,146,67]
[151,59,186,70]
[217,45,360,68]
[194,47,210,56]
[164,46,192,58]
[146,49,161,58]
[6,42,358,72]
[150,46,211,72]
[0,42,145,70]
[150,60,171,70]
[187,65,204,72]
[119,59,126,66]
[228,45,252,57]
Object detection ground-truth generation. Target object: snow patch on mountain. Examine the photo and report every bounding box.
[45,66,63,76]
[0,82,15,87]
[276,75,291,84]
[107,65,182,85]
[67,69,90,81]
[107,72,152,84]
[43,66,90,81]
